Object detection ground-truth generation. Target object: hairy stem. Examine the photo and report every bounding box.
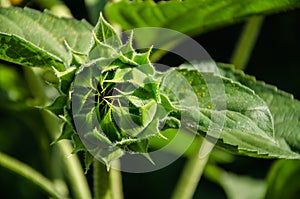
[230,16,264,70]
[171,138,210,199]
[43,113,93,199]
[94,161,111,199]
[0,151,65,199]
[24,67,92,199]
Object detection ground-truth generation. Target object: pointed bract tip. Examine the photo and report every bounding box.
[143,153,155,165]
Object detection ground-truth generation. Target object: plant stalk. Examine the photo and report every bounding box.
[93,159,124,199]
[23,67,92,199]
[110,160,124,199]
[0,151,65,199]
[94,160,111,199]
[171,138,210,199]
[230,16,264,70]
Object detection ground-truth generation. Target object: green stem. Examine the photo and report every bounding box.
[23,67,92,199]
[58,140,93,199]
[230,16,264,70]
[94,161,111,199]
[47,121,93,199]
[0,151,65,199]
[109,160,124,199]
[171,138,210,199]
[203,164,223,185]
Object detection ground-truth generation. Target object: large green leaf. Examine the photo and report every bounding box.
[173,65,300,159]
[163,68,274,138]
[0,34,64,71]
[106,0,300,36]
[218,64,300,153]
[0,7,92,70]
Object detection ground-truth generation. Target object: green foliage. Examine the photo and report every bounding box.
[0,7,92,70]
[0,5,300,167]
[106,0,300,36]
[216,64,300,154]
[177,63,300,159]
[218,64,300,152]
[0,2,300,199]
